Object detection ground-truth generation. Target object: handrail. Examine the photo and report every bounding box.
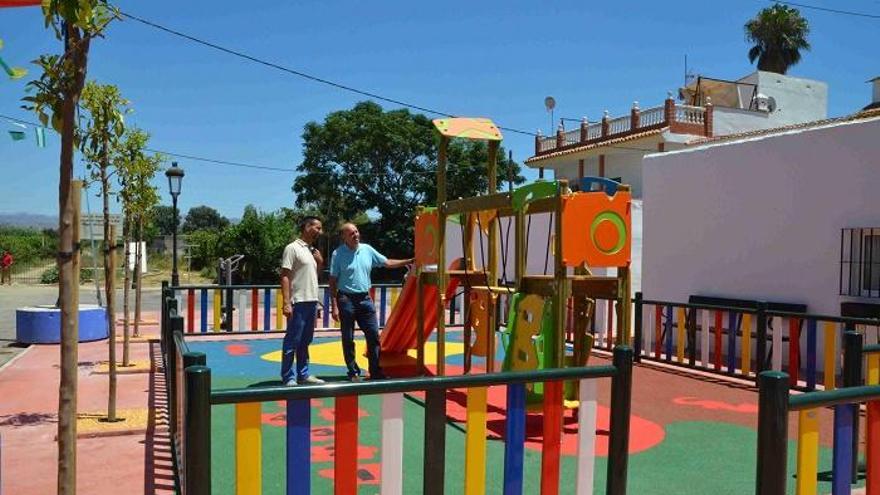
[788,383,880,411]
[640,298,758,314]
[766,309,880,326]
[173,330,190,355]
[211,364,619,404]
[170,282,404,291]
[864,343,880,354]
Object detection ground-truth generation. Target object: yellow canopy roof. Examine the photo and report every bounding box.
[432,118,502,141]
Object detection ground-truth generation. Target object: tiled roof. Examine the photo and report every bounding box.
[525,127,668,164]
[687,108,880,146]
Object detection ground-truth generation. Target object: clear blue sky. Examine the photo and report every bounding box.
[1,0,877,218]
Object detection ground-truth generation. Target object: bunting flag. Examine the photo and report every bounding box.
[8,130,25,141]
[34,126,46,147]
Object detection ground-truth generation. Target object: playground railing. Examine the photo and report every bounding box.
[756,366,880,495]
[176,345,633,495]
[633,292,880,392]
[166,281,461,333]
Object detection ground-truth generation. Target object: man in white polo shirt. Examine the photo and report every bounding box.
[280,216,325,386]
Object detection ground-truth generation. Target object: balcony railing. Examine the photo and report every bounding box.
[534,97,714,157]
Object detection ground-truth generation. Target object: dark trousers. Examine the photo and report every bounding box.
[337,292,384,378]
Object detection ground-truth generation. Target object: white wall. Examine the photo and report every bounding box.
[642,116,880,315]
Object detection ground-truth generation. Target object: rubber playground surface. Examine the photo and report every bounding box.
[189,332,864,495]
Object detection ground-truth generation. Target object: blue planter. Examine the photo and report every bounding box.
[16,305,109,344]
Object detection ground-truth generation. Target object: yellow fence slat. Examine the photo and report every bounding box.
[235,402,262,495]
[796,409,819,495]
[464,386,488,495]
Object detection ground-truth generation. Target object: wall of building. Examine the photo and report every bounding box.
[642,116,880,315]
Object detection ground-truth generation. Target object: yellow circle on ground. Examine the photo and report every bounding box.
[261,340,465,367]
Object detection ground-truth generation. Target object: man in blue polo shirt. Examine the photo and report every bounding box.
[330,223,414,381]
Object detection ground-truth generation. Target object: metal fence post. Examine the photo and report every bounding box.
[225,287,234,331]
[168,315,183,453]
[756,371,789,495]
[633,293,642,363]
[185,365,211,495]
[843,330,863,483]
[755,302,768,381]
[607,345,633,495]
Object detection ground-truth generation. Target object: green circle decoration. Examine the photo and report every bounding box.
[589,211,627,254]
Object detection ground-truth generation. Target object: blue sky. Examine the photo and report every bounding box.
[1,0,877,218]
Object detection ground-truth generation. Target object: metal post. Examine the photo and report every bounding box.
[755,302,768,380]
[184,365,211,495]
[843,330,863,483]
[171,195,180,287]
[607,346,633,495]
[633,292,642,363]
[756,371,789,495]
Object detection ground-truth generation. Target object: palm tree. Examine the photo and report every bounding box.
[744,4,811,74]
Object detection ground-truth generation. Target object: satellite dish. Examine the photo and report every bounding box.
[544,96,556,111]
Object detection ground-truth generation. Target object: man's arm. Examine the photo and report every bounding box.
[328,276,339,321]
[280,268,292,318]
[384,257,414,269]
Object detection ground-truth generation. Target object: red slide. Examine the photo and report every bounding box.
[380,272,461,353]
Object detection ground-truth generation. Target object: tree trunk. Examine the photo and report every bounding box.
[102,157,117,422]
[122,214,131,366]
[134,216,143,338]
[58,24,91,495]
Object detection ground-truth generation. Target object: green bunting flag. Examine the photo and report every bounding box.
[8,130,25,141]
[34,126,46,147]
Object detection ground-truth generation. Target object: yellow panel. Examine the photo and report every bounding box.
[676,308,686,363]
[275,289,284,330]
[741,313,752,376]
[823,323,836,390]
[869,354,880,385]
[236,402,262,495]
[433,118,502,141]
[796,409,819,495]
[390,287,400,308]
[464,387,488,495]
[213,289,222,332]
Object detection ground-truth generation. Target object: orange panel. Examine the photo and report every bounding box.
[469,291,491,357]
[561,190,631,267]
[414,209,439,266]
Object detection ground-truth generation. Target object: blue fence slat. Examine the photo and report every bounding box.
[380,287,387,326]
[264,288,271,331]
[287,398,311,495]
[806,319,817,390]
[832,404,854,495]
[727,312,738,374]
[200,288,208,333]
[664,305,673,362]
[323,289,330,328]
[503,383,526,495]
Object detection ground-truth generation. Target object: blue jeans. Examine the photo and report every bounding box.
[337,292,384,378]
[281,301,317,384]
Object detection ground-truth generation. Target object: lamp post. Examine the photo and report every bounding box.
[165,162,185,287]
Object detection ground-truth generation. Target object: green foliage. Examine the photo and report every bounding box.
[0,226,56,263]
[745,4,810,74]
[80,81,129,173]
[115,127,163,231]
[292,101,523,258]
[186,229,221,270]
[40,265,94,284]
[217,206,292,284]
[183,205,229,233]
[0,39,27,80]
[149,205,177,236]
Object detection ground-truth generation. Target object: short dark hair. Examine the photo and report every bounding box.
[298,215,321,232]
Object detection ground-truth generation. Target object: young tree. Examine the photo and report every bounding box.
[745,4,810,74]
[292,101,523,257]
[80,80,129,422]
[115,128,161,363]
[21,2,118,493]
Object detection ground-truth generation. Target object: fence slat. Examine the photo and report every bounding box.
[380,287,389,326]
[832,404,854,495]
[334,396,358,495]
[251,289,259,331]
[727,312,737,374]
[187,289,195,333]
[263,289,271,331]
[806,319,817,390]
[235,402,262,495]
[287,399,311,495]
[654,305,662,359]
[424,388,446,495]
[465,386,488,495]
[200,288,208,333]
[869,354,880,386]
[213,289,222,332]
[323,289,331,329]
[772,318,783,371]
[795,409,819,495]
[642,304,652,359]
[541,381,563,495]
[742,313,753,376]
[701,310,710,367]
[714,310,722,371]
[676,307,686,363]
[276,288,284,330]
[823,322,836,390]
[238,290,246,332]
[868,400,880,495]
[575,380,597,495]
[503,383,526,495]
[380,393,404,495]
[789,318,801,386]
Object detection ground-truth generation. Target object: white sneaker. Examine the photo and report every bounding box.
[299,376,325,384]
[284,380,298,387]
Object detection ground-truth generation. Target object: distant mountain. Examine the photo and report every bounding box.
[0,212,57,229]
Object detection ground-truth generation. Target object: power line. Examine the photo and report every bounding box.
[117,10,538,137]
[770,1,880,19]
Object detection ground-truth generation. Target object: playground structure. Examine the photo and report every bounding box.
[380,118,634,396]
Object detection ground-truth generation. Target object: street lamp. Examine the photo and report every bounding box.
[165,162,185,287]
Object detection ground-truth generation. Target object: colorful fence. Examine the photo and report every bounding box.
[756,337,880,495]
[167,282,435,333]
[633,293,880,392]
[160,291,634,495]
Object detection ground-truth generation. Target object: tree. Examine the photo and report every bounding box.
[217,205,291,284]
[745,4,810,75]
[115,127,161,362]
[292,101,523,258]
[21,2,118,493]
[149,204,177,235]
[80,80,129,423]
[182,205,229,233]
